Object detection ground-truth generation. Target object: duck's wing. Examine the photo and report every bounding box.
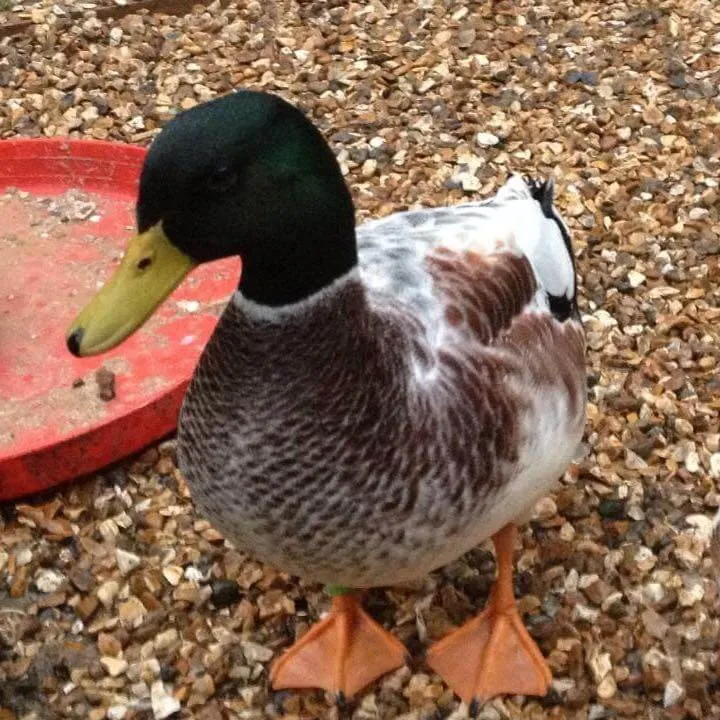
[357,174,585,499]
[357,173,579,346]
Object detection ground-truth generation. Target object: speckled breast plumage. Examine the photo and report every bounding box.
[177,252,585,588]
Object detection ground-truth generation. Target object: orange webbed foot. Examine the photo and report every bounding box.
[270,593,407,699]
[426,602,551,707]
[426,524,552,710]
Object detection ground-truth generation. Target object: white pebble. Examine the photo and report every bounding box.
[678,583,705,607]
[685,450,700,473]
[35,569,66,593]
[627,269,646,288]
[663,679,685,707]
[642,582,665,605]
[151,681,181,720]
[97,580,120,608]
[101,656,128,678]
[241,640,274,663]
[572,603,599,623]
[710,453,720,478]
[476,131,500,147]
[15,548,33,567]
[534,497,557,521]
[669,183,685,196]
[597,674,617,699]
[593,309,618,329]
[685,514,714,539]
[184,566,204,583]
[154,628,179,652]
[116,549,141,576]
[634,546,657,573]
[361,158,377,178]
[162,566,183,587]
[564,568,579,593]
[588,650,612,683]
[457,172,480,192]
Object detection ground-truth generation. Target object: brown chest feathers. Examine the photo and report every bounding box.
[177,274,585,587]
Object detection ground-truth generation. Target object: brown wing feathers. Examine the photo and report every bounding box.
[425,249,537,344]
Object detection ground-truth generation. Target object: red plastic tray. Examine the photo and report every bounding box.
[0,138,239,501]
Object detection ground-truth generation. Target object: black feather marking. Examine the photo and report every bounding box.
[550,206,579,321]
[524,176,580,322]
[498,176,579,323]
[524,176,555,218]
[548,292,573,322]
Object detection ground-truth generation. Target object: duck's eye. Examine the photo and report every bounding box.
[137,256,153,271]
[207,166,238,193]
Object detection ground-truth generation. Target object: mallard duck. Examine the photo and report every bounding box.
[67,90,586,710]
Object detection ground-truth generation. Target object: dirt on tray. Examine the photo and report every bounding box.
[0,187,129,445]
[0,186,101,224]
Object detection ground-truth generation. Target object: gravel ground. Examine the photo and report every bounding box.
[2,1,720,719]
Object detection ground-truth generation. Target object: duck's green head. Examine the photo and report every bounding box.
[67,90,357,356]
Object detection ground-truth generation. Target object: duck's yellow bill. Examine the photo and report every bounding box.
[66,223,195,356]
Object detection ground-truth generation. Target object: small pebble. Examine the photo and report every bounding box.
[664,679,685,708]
[116,549,141,576]
[476,131,499,147]
[210,579,241,608]
[97,580,120,609]
[101,656,129,677]
[34,569,65,593]
[241,641,274,663]
[150,680,181,720]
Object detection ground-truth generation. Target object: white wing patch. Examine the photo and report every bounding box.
[357,174,577,332]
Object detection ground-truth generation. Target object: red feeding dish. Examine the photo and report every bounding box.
[0,138,240,501]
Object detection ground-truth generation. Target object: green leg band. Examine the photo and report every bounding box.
[324,584,352,596]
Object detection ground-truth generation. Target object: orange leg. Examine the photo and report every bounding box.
[426,524,552,710]
[270,592,407,699]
